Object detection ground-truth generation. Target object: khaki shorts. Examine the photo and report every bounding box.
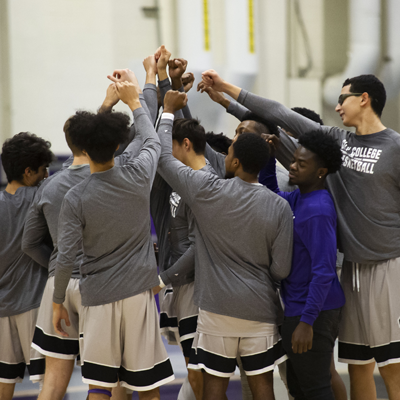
[159,282,198,357]
[339,258,400,366]
[32,277,81,361]
[0,308,42,383]
[79,290,175,391]
[188,309,287,377]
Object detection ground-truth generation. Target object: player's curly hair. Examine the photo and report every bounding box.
[291,107,324,125]
[242,113,280,137]
[1,132,54,183]
[205,132,232,154]
[70,111,130,163]
[233,133,270,175]
[64,111,95,156]
[298,130,342,174]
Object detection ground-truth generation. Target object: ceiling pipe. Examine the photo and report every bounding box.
[323,0,381,107]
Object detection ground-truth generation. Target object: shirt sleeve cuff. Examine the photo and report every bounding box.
[300,314,316,326]
[158,275,166,288]
[162,113,175,121]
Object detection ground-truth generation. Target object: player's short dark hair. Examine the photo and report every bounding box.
[242,113,280,137]
[232,133,270,175]
[291,107,324,125]
[172,118,206,155]
[342,74,386,117]
[1,132,54,183]
[205,132,232,154]
[71,111,130,163]
[64,111,95,156]
[298,130,342,174]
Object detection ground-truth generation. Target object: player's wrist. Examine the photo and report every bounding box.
[220,98,230,109]
[128,99,142,111]
[158,68,168,81]
[163,106,176,114]
[158,275,166,289]
[171,77,182,90]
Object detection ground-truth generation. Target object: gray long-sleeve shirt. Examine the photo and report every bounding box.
[22,165,91,279]
[0,187,47,317]
[54,108,161,306]
[237,89,400,264]
[157,116,293,324]
[159,162,217,287]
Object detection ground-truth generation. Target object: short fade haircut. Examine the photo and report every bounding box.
[291,107,324,125]
[242,113,280,137]
[64,111,95,156]
[172,118,206,155]
[342,74,386,117]
[205,132,232,154]
[1,132,53,183]
[232,133,270,175]
[298,130,342,174]
[71,111,130,163]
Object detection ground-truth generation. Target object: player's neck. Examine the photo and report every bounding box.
[185,154,206,171]
[72,154,90,166]
[235,169,259,184]
[354,112,386,136]
[5,180,26,195]
[299,180,325,194]
[89,159,115,174]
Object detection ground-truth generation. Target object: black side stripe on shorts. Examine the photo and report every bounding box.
[339,341,400,364]
[33,326,79,356]
[241,339,286,372]
[82,362,119,383]
[119,359,174,388]
[178,315,198,338]
[180,338,194,359]
[189,348,236,374]
[27,358,45,377]
[0,361,25,380]
[160,312,178,329]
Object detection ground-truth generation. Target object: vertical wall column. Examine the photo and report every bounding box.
[0,0,11,145]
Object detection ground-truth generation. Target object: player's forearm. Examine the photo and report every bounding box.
[237,90,320,138]
[53,263,73,304]
[220,81,242,101]
[143,83,158,125]
[160,245,195,286]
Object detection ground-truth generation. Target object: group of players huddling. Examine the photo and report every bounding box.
[1,44,400,400]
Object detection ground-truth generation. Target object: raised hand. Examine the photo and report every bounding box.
[99,84,119,113]
[197,82,230,108]
[154,45,171,73]
[163,90,188,114]
[201,69,225,92]
[261,134,280,157]
[143,55,157,75]
[107,68,140,89]
[115,81,141,110]
[168,58,188,90]
[182,72,195,93]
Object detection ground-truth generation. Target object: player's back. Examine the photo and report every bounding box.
[0,187,47,317]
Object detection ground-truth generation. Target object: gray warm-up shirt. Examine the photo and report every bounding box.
[54,108,161,306]
[22,165,91,279]
[0,187,47,317]
[237,89,400,264]
[157,115,293,324]
[159,162,217,287]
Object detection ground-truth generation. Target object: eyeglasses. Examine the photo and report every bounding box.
[338,93,363,105]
